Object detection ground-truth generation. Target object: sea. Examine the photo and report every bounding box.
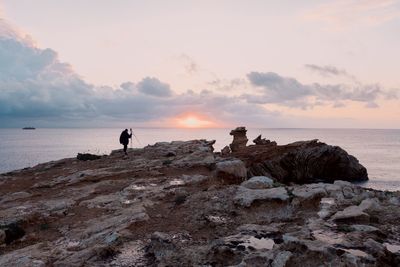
[0,128,399,191]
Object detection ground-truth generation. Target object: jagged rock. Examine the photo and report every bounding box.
[241,176,274,189]
[76,153,102,161]
[221,145,231,156]
[230,127,248,152]
[215,159,247,182]
[235,186,289,207]
[238,140,368,184]
[1,138,399,266]
[253,134,277,146]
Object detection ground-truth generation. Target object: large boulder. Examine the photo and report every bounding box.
[233,139,368,184]
[215,159,247,183]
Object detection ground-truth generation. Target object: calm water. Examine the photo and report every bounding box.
[0,128,399,191]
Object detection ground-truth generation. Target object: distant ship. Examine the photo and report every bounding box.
[22,127,36,130]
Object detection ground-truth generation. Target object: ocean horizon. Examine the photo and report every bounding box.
[1,127,399,191]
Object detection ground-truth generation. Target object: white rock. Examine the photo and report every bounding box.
[359,198,381,212]
[234,186,289,207]
[241,176,274,189]
[331,205,369,222]
[181,174,208,185]
[292,184,327,200]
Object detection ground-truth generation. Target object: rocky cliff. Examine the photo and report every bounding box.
[0,133,399,266]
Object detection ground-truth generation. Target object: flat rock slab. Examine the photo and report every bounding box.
[331,205,370,223]
[241,176,274,189]
[234,186,289,207]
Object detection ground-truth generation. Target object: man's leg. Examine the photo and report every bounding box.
[124,144,128,155]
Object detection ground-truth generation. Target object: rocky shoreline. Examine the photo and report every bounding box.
[0,128,399,266]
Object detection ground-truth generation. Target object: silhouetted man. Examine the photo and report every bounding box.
[119,129,132,155]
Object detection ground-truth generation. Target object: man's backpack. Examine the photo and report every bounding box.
[119,132,124,144]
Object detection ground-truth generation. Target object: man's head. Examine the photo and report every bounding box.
[124,129,128,132]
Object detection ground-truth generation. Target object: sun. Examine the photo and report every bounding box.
[176,114,214,128]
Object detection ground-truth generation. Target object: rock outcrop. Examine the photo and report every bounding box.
[229,127,248,152]
[0,133,393,266]
[227,130,368,183]
[253,134,277,146]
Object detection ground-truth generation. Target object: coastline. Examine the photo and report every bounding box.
[1,135,400,265]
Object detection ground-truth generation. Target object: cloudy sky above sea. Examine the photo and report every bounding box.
[0,0,399,128]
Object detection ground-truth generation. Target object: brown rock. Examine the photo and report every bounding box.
[253,135,277,146]
[229,127,248,152]
[221,146,231,156]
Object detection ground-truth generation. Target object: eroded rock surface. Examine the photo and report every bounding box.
[0,138,397,266]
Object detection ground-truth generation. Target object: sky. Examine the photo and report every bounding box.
[0,0,399,128]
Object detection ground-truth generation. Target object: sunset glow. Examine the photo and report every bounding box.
[176,114,214,128]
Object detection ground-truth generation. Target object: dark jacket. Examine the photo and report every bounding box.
[119,130,132,145]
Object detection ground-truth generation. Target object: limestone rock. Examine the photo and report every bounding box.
[292,184,327,200]
[241,176,274,189]
[331,205,370,223]
[359,198,381,213]
[215,159,247,182]
[235,186,289,207]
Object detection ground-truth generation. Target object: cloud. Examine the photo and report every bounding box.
[246,71,396,108]
[137,77,172,97]
[178,54,199,75]
[0,16,398,128]
[0,18,283,127]
[305,64,355,80]
[303,0,400,30]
